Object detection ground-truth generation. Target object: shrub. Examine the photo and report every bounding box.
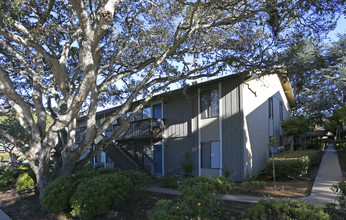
[16,173,35,192]
[40,174,81,212]
[148,200,177,220]
[180,176,234,195]
[307,140,324,150]
[265,150,319,180]
[243,198,330,220]
[70,173,131,219]
[41,169,120,212]
[149,176,235,220]
[328,181,346,210]
[41,169,149,219]
[160,176,183,189]
[180,152,193,176]
[117,170,150,194]
[0,166,30,189]
[69,171,149,219]
[335,141,346,150]
[241,180,266,191]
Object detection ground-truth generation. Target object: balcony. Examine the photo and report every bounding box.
[112,118,164,140]
[75,118,164,143]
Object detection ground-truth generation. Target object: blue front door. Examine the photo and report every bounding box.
[154,144,163,175]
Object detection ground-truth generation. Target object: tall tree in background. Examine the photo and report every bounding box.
[0,0,344,193]
[282,34,346,123]
[0,114,28,169]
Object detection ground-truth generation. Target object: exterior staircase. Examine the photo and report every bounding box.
[76,118,164,176]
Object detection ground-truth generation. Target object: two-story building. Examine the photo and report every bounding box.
[76,72,295,181]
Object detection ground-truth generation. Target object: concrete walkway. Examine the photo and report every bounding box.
[145,144,344,206]
[300,144,343,206]
[0,207,11,220]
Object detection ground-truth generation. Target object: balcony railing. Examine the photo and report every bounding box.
[75,118,164,143]
[112,118,164,140]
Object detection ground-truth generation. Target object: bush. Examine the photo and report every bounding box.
[0,166,30,189]
[265,150,319,180]
[307,140,324,150]
[16,173,35,192]
[335,141,346,150]
[69,171,149,219]
[40,174,81,212]
[41,169,149,219]
[243,198,330,220]
[241,180,266,191]
[70,173,131,219]
[160,176,183,189]
[117,170,150,194]
[328,181,346,210]
[41,169,115,212]
[180,176,234,195]
[149,176,235,220]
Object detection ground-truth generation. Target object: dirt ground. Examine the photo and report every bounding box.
[0,154,324,220]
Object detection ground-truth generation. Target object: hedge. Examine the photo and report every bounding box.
[265,150,319,180]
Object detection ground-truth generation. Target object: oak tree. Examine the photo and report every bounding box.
[0,0,344,192]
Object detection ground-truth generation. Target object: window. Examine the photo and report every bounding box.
[201,141,220,169]
[200,89,219,119]
[279,101,283,122]
[268,97,273,119]
[153,103,162,118]
[134,106,152,121]
[143,106,151,119]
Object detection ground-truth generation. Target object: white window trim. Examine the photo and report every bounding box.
[218,82,223,176]
[198,88,201,176]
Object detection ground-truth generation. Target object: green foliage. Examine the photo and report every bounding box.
[180,176,234,195]
[117,170,151,194]
[41,169,118,212]
[241,180,266,191]
[330,181,346,210]
[335,141,346,150]
[0,165,29,189]
[148,200,177,220]
[41,169,149,219]
[243,198,330,220]
[70,173,130,219]
[0,115,29,145]
[328,106,346,136]
[16,172,35,192]
[149,176,235,219]
[282,116,313,137]
[180,152,193,176]
[307,140,325,150]
[160,176,183,189]
[40,174,81,212]
[265,150,319,180]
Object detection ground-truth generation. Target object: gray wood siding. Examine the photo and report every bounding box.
[162,92,199,177]
[164,137,195,176]
[221,79,244,181]
[163,94,192,138]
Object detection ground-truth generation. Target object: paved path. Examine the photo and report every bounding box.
[0,207,11,220]
[145,144,344,206]
[300,144,343,206]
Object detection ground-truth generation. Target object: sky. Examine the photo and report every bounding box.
[327,15,346,40]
